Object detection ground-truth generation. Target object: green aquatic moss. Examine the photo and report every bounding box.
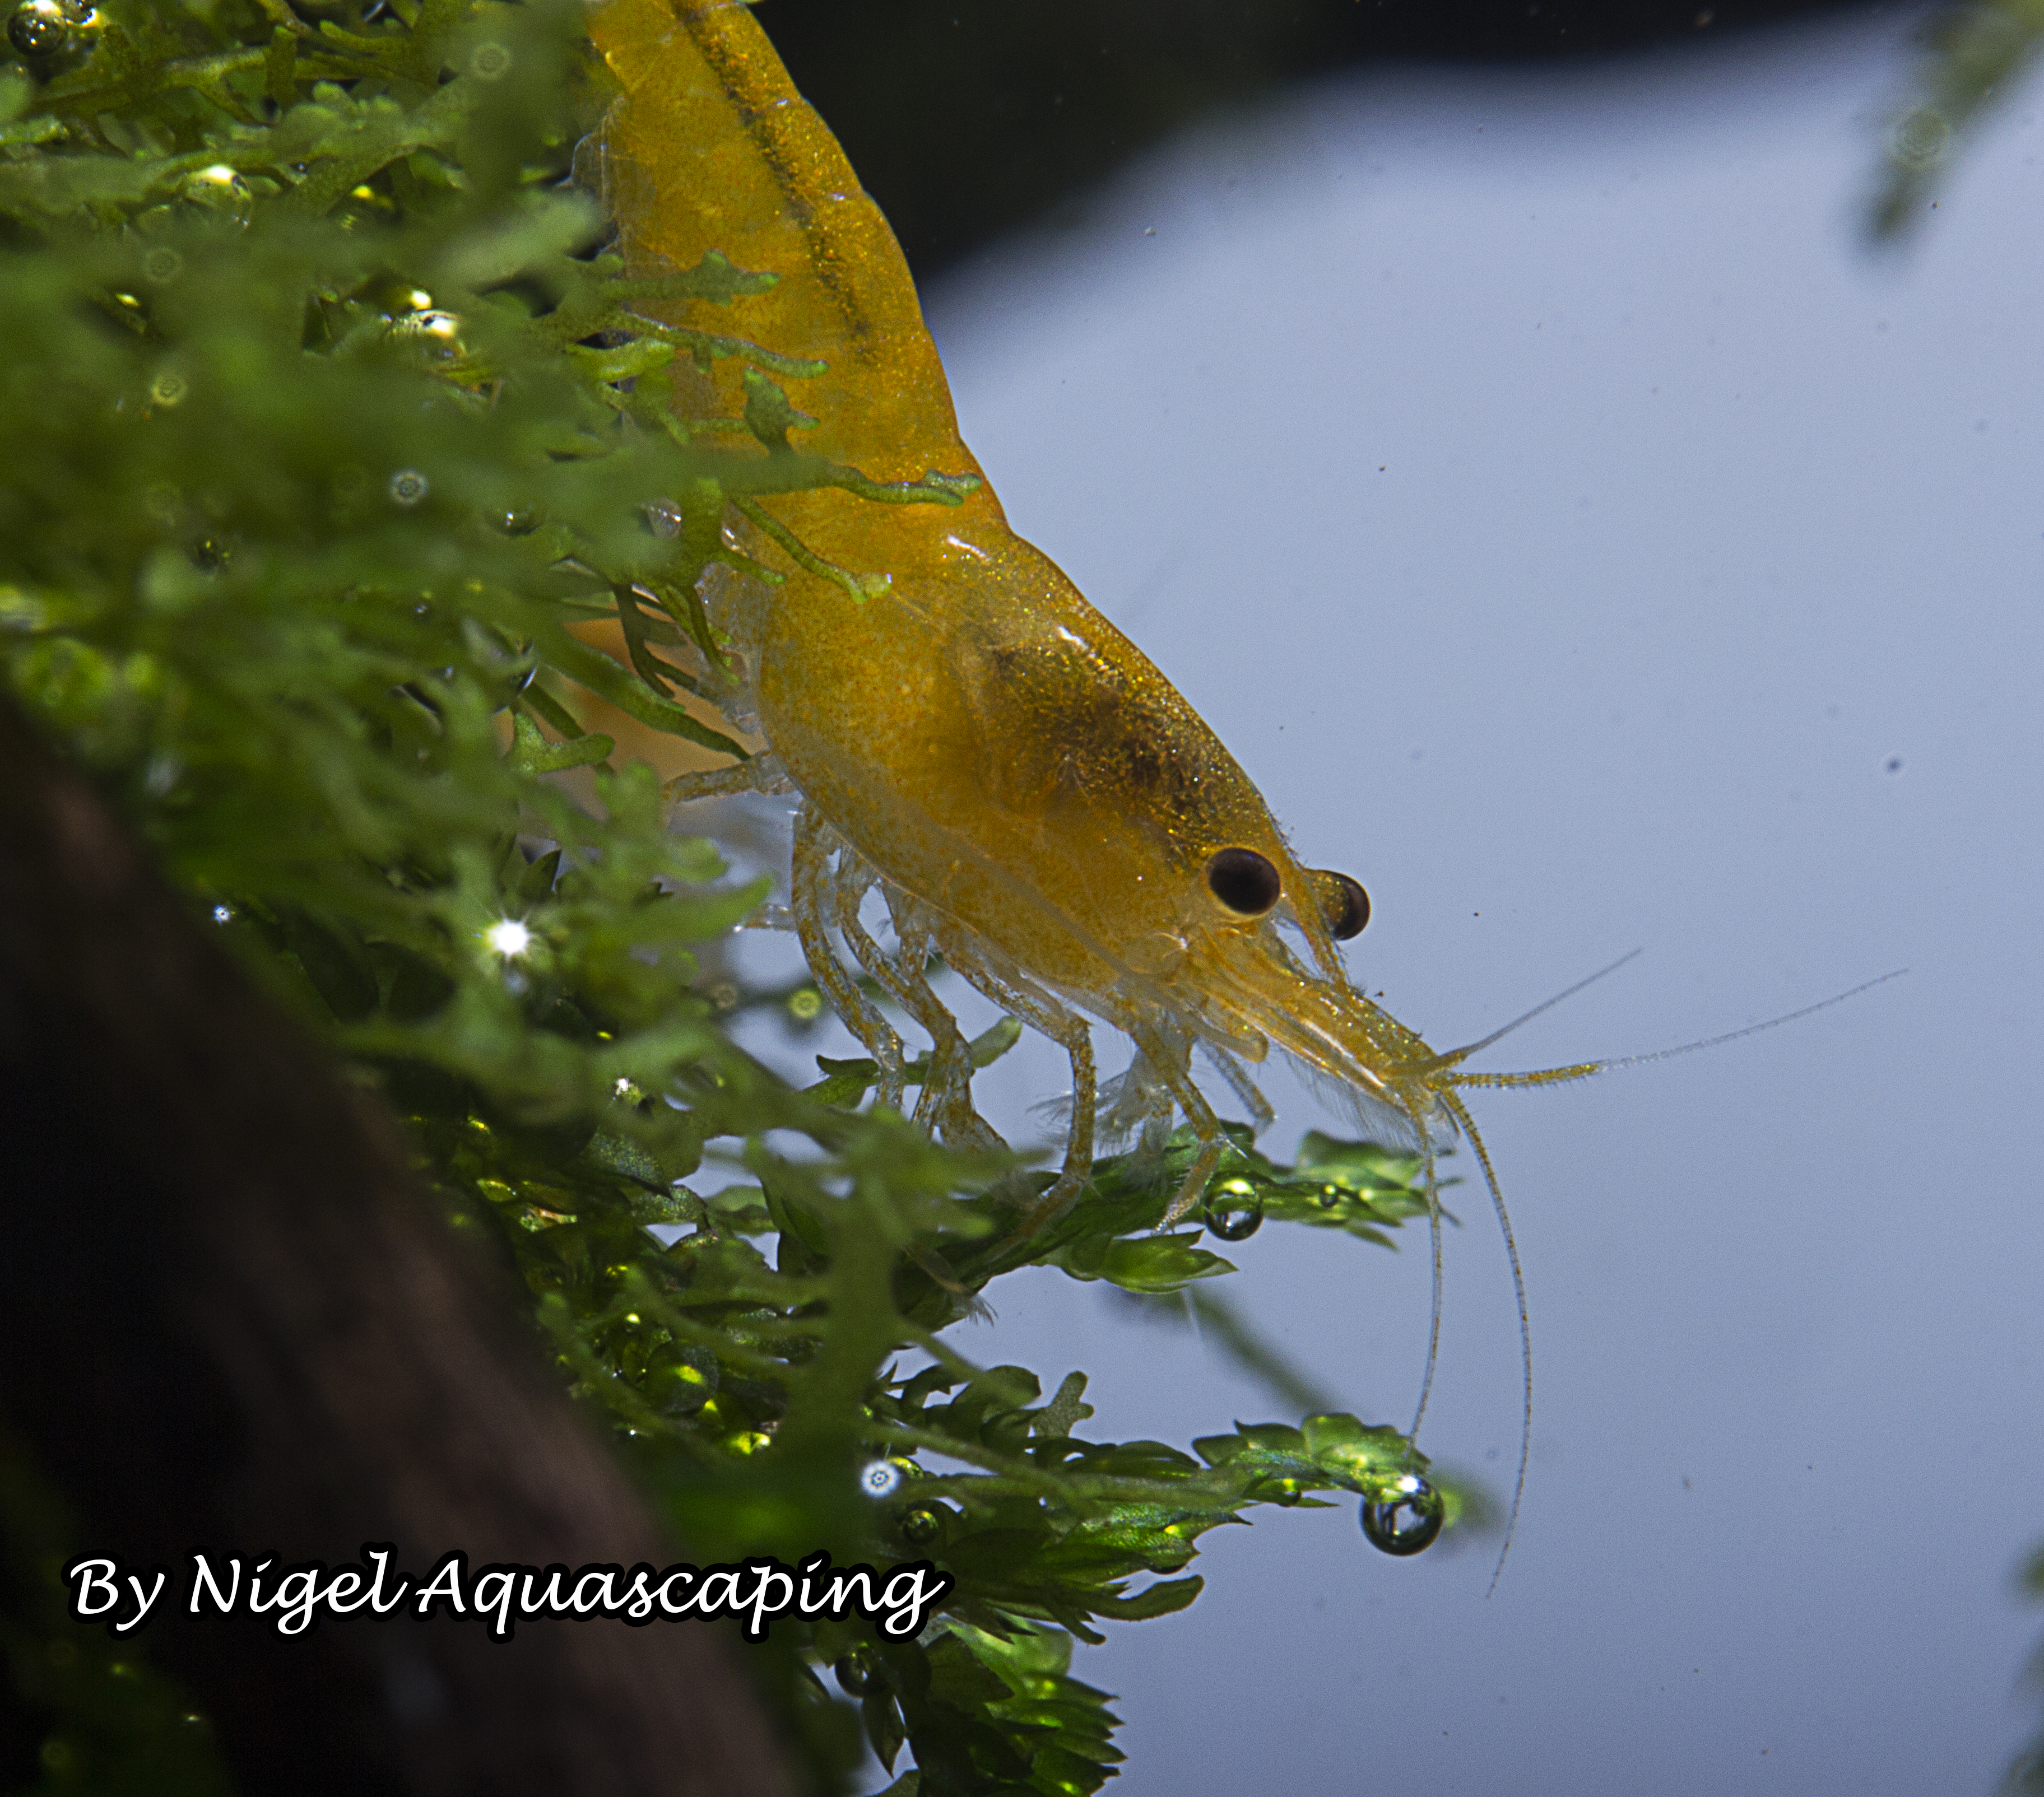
[0,2,1453,1790]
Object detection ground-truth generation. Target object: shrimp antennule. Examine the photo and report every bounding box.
[1443,968,1907,1091]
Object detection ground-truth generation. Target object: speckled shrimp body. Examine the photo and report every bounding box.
[583,0,1585,1237]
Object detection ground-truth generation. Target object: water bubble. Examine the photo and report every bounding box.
[896,1505,942,1545]
[857,1458,907,1498]
[388,468,429,507]
[833,1650,878,1696]
[467,39,512,81]
[1204,1178,1263,1241]
[644,497,684,539]
[1360,1473,1445,1557]
[647,1348,716,1414]
[141,246,183,285]
[183,164,248,208]
[148,370,188,408]
[1890,108,1950,171]
[787,986,823,1021]
[7,1,67,57]
[211,905,233,925]
[396,309,462,347]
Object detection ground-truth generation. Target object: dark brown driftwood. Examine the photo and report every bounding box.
[0,693,796,1797]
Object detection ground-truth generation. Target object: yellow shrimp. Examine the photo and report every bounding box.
[582,0,1650,1559]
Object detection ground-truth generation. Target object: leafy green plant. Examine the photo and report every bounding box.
[0,1,1457,1790]
[1872,0,2044,235]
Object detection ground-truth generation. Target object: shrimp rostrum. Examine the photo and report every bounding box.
[586,0,1597,1231]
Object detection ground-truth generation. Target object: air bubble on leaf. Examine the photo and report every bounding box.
[897,1505,942,1545]
[858,1458,907,1499]
[7,1,67,58]
[1204,1178,1263,1241]
[394,309,462,346]
[184,163,248,206]
[148,370,188,408]
[211,905,233,925]
[1361,1474,1445,1557]
[468,39,512,81]
[644,497,684,539]
[833,1650,878,1696]
[389,468,429,507]
[1890,107,1950,171]
[141,246,183,285]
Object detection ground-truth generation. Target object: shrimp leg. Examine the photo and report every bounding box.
[882,893,1008,1155]
[1200,1042,1275,1137]
[1128,1019,1228,1228]
[920,917,1098,1239]
[831,853,985,1148]
[792,803,907,1110]
[662,753,788,804]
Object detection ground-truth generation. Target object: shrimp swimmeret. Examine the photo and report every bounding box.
[583,0,1866,1566]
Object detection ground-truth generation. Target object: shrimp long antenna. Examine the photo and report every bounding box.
[1426,948,1643,1073]
[1446,969,1907,1091]
[1438,1090,1529,1598]
[1407,1140,1446,1445]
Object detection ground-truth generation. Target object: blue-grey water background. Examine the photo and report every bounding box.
[715,7,2044,1791]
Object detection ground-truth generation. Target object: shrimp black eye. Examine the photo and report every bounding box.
[1314,869,1371,940]
[1205,846,1282,917]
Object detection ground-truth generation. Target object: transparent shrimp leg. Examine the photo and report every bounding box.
[661,752,788,804]
[831,853,983,1148]
[791,804,907,1111]
[884,893,1007,1156]
[922,916,1098,1240]
[1130,1020,1230,1228]
[663,757,795,930]
[1200,1042,1275,1137]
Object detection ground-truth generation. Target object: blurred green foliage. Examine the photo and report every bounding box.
[0,1,1457,1790]
[1878,17,2044,1794]
[1873,0,2044,234]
